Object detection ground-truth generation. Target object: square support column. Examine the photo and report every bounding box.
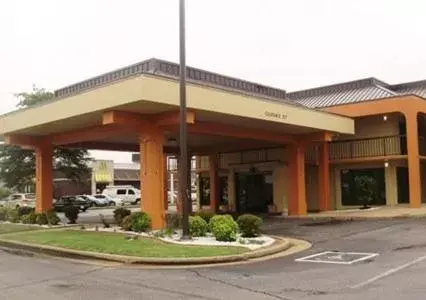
[140,128,166,229]
[318,143,331,211]
[288,143,307,216]
[227,169,236,212]
[209,153,219,212]
[163,155,168,211]
[405,111,421,208]
[35,142,53,213]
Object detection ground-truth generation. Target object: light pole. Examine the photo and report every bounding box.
[179,0,190,239]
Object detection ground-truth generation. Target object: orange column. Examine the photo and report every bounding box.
[163,155,168,211]
[35,141,53,213]
[288,142,307,215]
[318,143,331,211]
[140,128,166,229]
[209,153,219,212]
[405,111,421,208]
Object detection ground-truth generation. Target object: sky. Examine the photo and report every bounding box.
[1,0,426,162]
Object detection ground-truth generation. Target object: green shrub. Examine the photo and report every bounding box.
[131,212,151,232]
[237,214,263,237]
[35,213,48,225]
[21,212,37,224]
[113,207,131,225]
[0,207,8,221]
[121,215,133,231]
[64,206,79,224]
[196,210,215,224]
[7,209,20,223]
[209,215,238,242]
[189,216,208,237]
[212,222,238,242]
[46,211,61,225]
[18,206,35,217]
[209,214,236,232]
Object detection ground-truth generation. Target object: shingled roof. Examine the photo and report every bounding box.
[287,77,426,108]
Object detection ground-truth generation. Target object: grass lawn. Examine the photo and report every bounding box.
[2,230,249,258]
[0,223,41,234]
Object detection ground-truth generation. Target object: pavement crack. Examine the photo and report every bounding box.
[189,269,293,300]
[95,274,220,300]
[0,266,106,291]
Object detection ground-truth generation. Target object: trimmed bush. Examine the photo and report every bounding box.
[18,206,35,217]
[209,214,236,232]
[237,214,263,237]
[196,210,215,224]
[46,211,61,225]
[7,209,20,223]
[212,222,238,242]
[35,213,48,225]
[21,212,37,224]
[121,215,133,231]
[64,206,79,224]
[0,207,8,221]
[189,216,208,237]
[209,215,238,242]
[131,212,151,232]
[113,207,131,225]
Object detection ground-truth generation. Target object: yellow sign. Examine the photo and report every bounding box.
[93,160,114,183]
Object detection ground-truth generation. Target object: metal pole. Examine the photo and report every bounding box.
[179,0,190,239]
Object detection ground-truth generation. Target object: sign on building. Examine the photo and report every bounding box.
[93,160,114,183]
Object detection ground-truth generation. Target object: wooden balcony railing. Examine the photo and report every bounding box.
[329,135,407,160]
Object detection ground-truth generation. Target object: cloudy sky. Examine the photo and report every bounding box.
[1,0,425,162]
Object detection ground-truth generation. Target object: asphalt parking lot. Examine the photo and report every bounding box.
[2,217,426,299]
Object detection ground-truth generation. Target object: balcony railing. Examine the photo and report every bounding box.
[329,135,406,160]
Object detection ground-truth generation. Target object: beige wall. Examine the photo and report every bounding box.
[337,113,401,140]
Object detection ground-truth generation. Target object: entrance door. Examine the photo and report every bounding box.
[397,167,409,203]
[236,172,270,213]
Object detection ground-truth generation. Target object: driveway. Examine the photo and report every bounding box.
[1,218,426,299]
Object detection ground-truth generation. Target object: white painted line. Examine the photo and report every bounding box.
[295,251,332,261]
[348,253,379,264]
[295,251,379,265]
[351,254,426,289]
[295,258,354,265]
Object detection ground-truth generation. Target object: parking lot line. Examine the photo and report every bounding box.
[351,254,426,289]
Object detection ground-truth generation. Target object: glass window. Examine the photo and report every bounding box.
[117,189,126,195]
[128,189,135,195]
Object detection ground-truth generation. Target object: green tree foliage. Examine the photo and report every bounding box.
[0,87,92,190]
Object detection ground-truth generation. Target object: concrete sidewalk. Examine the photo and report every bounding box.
[286,205,426,220]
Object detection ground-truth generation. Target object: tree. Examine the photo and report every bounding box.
[354,175,377,209]
[0,86,92,190]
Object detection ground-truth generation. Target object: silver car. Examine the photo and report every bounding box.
[0,193,36,208]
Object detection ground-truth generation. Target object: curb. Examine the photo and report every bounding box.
[0,236,291,266]
[284,214,426,222]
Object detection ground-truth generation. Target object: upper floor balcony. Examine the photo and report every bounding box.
[328,135,426,161]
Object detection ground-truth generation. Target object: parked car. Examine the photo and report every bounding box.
[54,195,90,212]
[0,193,36,208]
[91,194,123,206]
[79,195,108,207]
[102,185,141,205]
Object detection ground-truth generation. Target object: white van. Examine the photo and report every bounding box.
[102,185,141,205]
